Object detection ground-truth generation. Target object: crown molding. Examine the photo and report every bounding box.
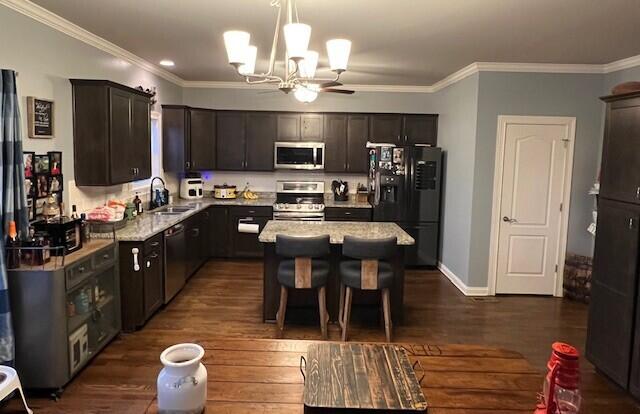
[3,0,640,94]
[604,54,640,73]
[0,0,184,86]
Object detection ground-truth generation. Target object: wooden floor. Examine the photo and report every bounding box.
[6,259,640,413]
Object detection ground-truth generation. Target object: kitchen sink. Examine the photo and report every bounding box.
[154,205,196,214]
[154,211,183,216]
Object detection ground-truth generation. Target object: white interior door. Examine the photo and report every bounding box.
[495,118,574,295]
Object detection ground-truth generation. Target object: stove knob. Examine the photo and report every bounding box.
[314,205,320,209]
[297,204,302,209]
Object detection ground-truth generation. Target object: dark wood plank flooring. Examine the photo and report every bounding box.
[6,259,640,413]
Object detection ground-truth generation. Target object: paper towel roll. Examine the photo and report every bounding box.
[238,222,260,234]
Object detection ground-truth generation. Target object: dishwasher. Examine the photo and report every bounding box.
[164,223,186,304]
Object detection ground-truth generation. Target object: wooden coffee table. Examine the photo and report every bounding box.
[302,343,428,412]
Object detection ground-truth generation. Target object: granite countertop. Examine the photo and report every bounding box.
[115,194,275,241]
[258,220,415,245]
[324,194,372,209]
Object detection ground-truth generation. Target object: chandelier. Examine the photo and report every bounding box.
[223,0,354,102]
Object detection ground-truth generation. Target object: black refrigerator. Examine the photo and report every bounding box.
[368,145,442,266]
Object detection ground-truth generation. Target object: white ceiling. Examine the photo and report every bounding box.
[30,0,640,85]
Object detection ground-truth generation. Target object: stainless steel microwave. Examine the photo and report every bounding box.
[274,142,325,170]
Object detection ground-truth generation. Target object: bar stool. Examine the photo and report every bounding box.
[339,236,397,342]
[276,234,331,339]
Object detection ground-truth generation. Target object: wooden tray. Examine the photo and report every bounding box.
[302,343,427,412]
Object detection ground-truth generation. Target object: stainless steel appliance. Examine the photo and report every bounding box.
[368,144,442,266]
[180,176,204,199]
[273,180,325,221]
[164,223,186,303]
[274,142,325,170]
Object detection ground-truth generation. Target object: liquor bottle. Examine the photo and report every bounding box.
[133,193,143,215]
[6,220,20,269]
[71,204,79,219]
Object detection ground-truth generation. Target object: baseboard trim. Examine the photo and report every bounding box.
[437,262,490,296]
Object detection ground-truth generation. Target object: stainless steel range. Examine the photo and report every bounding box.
[273,181,325,221]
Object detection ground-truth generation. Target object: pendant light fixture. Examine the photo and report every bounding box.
[222,0,354,101]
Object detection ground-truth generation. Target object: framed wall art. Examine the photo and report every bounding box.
[27,97,54,138]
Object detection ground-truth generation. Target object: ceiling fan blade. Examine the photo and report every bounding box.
[318,81,343,88]
[322,88,355,95]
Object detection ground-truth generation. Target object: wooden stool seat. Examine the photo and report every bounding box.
[275,235,331,339]
[339,236,398,342]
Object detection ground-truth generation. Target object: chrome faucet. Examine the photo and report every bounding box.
[149,176,167,210]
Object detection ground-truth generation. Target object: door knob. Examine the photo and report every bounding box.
[502,216,517,223]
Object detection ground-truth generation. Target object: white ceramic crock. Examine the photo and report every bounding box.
[157,343,207,414]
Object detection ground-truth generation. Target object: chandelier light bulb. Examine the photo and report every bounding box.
[239,45,257,75]
[326,39,352,73]
[294,84,319,103]
[299,50,319,79]
[284,23,311,60]
[223,31,251,66]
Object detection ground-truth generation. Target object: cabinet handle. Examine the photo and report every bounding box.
[630,218,635,230]
[78,266,85,273]
[146,260,151,268]
[344,212,352,215]
[103,254,110,260]
[186,161,191,169]
[636,187,640,200]
[149,252,159,259]
[150,241,160,247]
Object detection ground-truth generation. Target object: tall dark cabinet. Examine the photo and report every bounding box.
[162,105,216,172]
[587,91,640,398]
[71,80,152,185]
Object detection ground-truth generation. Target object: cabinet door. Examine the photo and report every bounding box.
[600,98,640,204]
[369,114,402,144]
[109,88,134,184]
[324,114,347,172]
[631,285,640,398]
[189,109,216,171]
[586,198,640,388]
[143,250,163,320]
[301,114,324,141]
[216,111,246,170]
[132,94,151,179]
[403,114,438,146]
[277,113,301,141]
[209,207,229,257]
[185,215,203,278]
[347,114,369,173]
[162,106,188,173]
[230,212,270,258]
[246,112,276,171]
[118,242,144,332]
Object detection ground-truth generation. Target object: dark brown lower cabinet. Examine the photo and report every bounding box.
[119,233,163,332]
[632,291,640,398]
[142,245,163,320]
[229,206,272,258]
[587,198,640,388]
[185,213,205,277]
[209,206,230,258]
[325,207,372,222]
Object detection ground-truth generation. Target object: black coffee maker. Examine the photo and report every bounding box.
[331,180,349,201]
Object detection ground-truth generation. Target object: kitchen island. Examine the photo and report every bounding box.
[259,220,415,325]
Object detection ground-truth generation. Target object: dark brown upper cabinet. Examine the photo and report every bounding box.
[599,93,640,204]
[347,114,370,173]
[324,114,348,172]
[369,114,403,143]
[216,111,247,170]
[71,79,152,186]
[403,114,438,145]
[162,106,216,172]
[277,113,301,141]
[301,114,324,141]
[246,112,276,171]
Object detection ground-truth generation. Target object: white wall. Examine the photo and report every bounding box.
[0,5,182,213]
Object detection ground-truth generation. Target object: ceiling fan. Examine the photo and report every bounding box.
[222,0,355,102]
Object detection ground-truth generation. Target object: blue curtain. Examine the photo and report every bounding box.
[0,69,29,366]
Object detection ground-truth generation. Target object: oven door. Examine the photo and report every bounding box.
[274,142,325,170]
[273,211,325,221]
